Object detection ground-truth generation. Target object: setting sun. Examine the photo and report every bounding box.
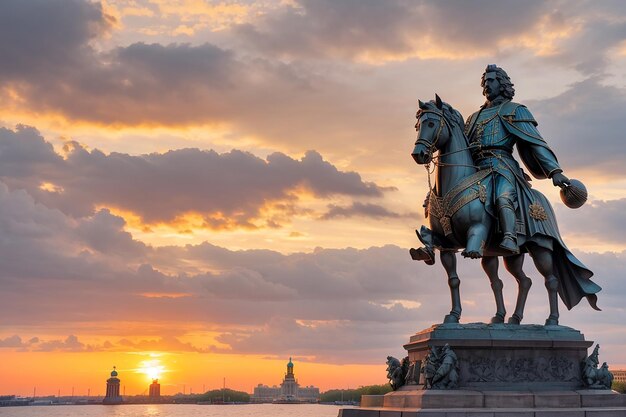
[138,359,165,382]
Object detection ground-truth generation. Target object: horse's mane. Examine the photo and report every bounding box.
[417,99,470,151]
[418,100,465,131]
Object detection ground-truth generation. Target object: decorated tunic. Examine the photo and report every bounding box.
[464,100,561,184]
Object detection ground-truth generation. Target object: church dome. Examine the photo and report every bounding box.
[110,368,118,377]
[287,357,293,368]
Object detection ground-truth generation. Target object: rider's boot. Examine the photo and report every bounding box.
[497,199,519,254]
[409,246,435,265]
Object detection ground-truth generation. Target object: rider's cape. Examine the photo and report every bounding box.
[519,189,601,311]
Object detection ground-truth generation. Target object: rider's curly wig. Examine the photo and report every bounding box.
[481,64,515,99]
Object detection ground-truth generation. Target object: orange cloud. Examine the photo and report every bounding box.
[501,12,583,57]
[139,292,192,298]
[153,0,252,31]
[0,127,391,237]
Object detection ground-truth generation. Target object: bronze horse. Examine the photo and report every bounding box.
[410,95,600,325]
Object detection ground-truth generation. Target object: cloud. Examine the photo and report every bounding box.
[107,0,256,38]
[556,199,626,244]
[0,334,116,352]
[76,208,148,257]
[0,175,626,363]
[0,126,387,228]
[0,335,27,348]
[1,0,622,166]
[321,202,411,220]
[231,0,623,68]
[0,178,624,363]
[0,2,370,148]
[35,335,87,352]
[0,180,435,361]
[233,0,419,61]
[214,317,416,363]
[117,336,206,353]
[0,0,114,79]
[542,5,626,75]
[527,77,626,175]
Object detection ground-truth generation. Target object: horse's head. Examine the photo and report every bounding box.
[412,94,452,165]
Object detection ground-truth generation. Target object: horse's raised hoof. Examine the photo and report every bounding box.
[461,250,482,259]
[409,247,435,265]
[545,316,559,326]
[490,314,505,324]
[443,314,460,324]
[507,315,522,325]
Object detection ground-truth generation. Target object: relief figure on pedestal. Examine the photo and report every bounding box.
[419,344,459,390]
[582,344,614,389]
[386,355,409,391]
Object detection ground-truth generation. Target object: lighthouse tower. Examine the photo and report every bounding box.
[103,367,123,404]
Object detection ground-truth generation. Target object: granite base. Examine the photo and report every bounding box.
[337,323,625,416]
[341,388,626,416]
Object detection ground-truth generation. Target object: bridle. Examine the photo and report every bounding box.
[414,108,471,195]
[414,109,450,158]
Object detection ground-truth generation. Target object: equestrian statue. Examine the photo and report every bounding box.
[410,65,601,326]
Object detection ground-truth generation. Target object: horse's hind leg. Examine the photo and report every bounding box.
[440,251,461,323]
[528,245,559,325]
[481,256,506,323]
[504,254,532,325]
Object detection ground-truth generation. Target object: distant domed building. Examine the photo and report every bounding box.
[280,357,297,399]
[103,367,123,404]
[251,357,320,403]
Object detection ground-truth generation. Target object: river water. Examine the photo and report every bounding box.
[0,404,348,417]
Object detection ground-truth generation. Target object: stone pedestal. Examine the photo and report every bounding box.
[339,323,626,416]
[405,323,591,391]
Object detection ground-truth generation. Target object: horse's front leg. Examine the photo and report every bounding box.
[440,251,461,323]
[461,222,489,259]
[481,256,506,323]
[503,254,532,324]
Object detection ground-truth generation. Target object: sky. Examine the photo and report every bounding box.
[0,0,626,397]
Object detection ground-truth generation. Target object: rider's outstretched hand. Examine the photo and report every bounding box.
[551,172,570,188]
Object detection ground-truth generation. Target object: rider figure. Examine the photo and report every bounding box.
[464,64,570,253]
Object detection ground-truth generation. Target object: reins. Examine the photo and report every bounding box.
[415,109,480,194]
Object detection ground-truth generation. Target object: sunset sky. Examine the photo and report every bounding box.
[1,0,626,397]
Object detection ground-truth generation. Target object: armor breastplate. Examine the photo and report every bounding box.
[466,106,515,151]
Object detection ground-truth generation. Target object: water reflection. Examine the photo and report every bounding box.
[0,404,347,417]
